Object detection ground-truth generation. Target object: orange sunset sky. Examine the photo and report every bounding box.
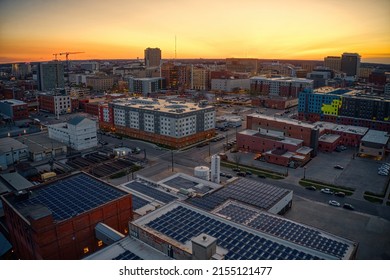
[0,0,389,64]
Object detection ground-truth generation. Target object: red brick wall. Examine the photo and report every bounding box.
[2,193,133,260]
[12,104,29,120]
[247,115,313,147]
[85,102,99,116]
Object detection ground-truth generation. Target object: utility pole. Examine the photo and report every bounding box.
[171,151,174,172]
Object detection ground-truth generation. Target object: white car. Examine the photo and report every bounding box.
[329,200,341,207]
[321,188,333,194]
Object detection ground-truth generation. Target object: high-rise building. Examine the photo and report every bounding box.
[144,48,161,68]
[324,56,341,71]
[161,62,191,90]
[341,53,361,77]
[11,63,31,79]
[191,66,210,90]
[37,61,65,91]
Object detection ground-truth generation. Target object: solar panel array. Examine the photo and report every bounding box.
[248,213,349,258]
[13,173,127,221]
[112,250,143,260]
[146,205,321,260]
[125,181,177,204]
[216,204,257,224]
[187,178,288,211]
[132,195,150,210]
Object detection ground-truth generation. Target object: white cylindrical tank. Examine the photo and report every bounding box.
[194,166,210,181]
[211,155,221,183]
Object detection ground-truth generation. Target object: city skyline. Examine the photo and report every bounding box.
[0,0,389,64]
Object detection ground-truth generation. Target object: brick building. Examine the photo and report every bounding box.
[0,99,29,120]
[1,172,133,259]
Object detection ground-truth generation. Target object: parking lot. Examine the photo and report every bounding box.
[285,195,390,260]
[304,149,389,195]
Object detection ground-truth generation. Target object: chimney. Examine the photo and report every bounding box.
[191,233,217,260]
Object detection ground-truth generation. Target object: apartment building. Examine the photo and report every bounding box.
[98,97,216,148]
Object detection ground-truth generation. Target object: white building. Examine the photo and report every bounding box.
[211,78,250,92]
[48,116,97,151]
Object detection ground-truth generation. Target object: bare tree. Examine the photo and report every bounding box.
[232,153,242,168]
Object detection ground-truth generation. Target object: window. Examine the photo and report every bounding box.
[83,247,89,254]
[97,240,103,247]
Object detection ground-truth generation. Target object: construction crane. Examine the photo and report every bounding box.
[59,51,84,62]
[53,53,61,60]
[59,51,85,86]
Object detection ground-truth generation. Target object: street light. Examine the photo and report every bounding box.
[303,167,306,179]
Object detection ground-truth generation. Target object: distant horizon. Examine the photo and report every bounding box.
[1,56,389,66]
[1,0,389,66]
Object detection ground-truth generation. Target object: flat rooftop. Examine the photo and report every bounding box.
[0,137,27,153]
[8,172,128,222]
[319,134,341,144]
[186,178,290,211]
[111,97,214,114]
[123,179,179,204]
[0,173,34,192]
[0,99,27,106]
[248,113,316,129]
[250,76,313,84]
[158,173,221,195]
[84,235,171,260]
[132,201,356,260]
[332,125,369,136]
[15,133,66,153]
[361,130,389,145]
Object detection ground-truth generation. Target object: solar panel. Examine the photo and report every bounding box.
[13,173,127,221]
[187,178,289,211]
[248,213,349,258]
[112,250,143,260]
[132,195,149,209]
[125,181,177,204]
[216,204,257,224]
[146,205,320,260]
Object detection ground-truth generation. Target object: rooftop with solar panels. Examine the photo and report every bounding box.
[8,172,129,222]
[129,201,357,260]
[186,177,293,214]
[158,173,221,195]
[121,175,188,216]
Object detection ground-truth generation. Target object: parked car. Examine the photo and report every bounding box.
[237,172,246,177]
[232,168,241,172]
[257,174,266,179]
[335,192,346,197]
[321,188,333,194]
[334,165,344,170]
[225,174,233,179]
[328,200,341,207]
[305,186,317,191]
[245,171,252,176]
[343,203,355,210]
[220,172,226,177]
